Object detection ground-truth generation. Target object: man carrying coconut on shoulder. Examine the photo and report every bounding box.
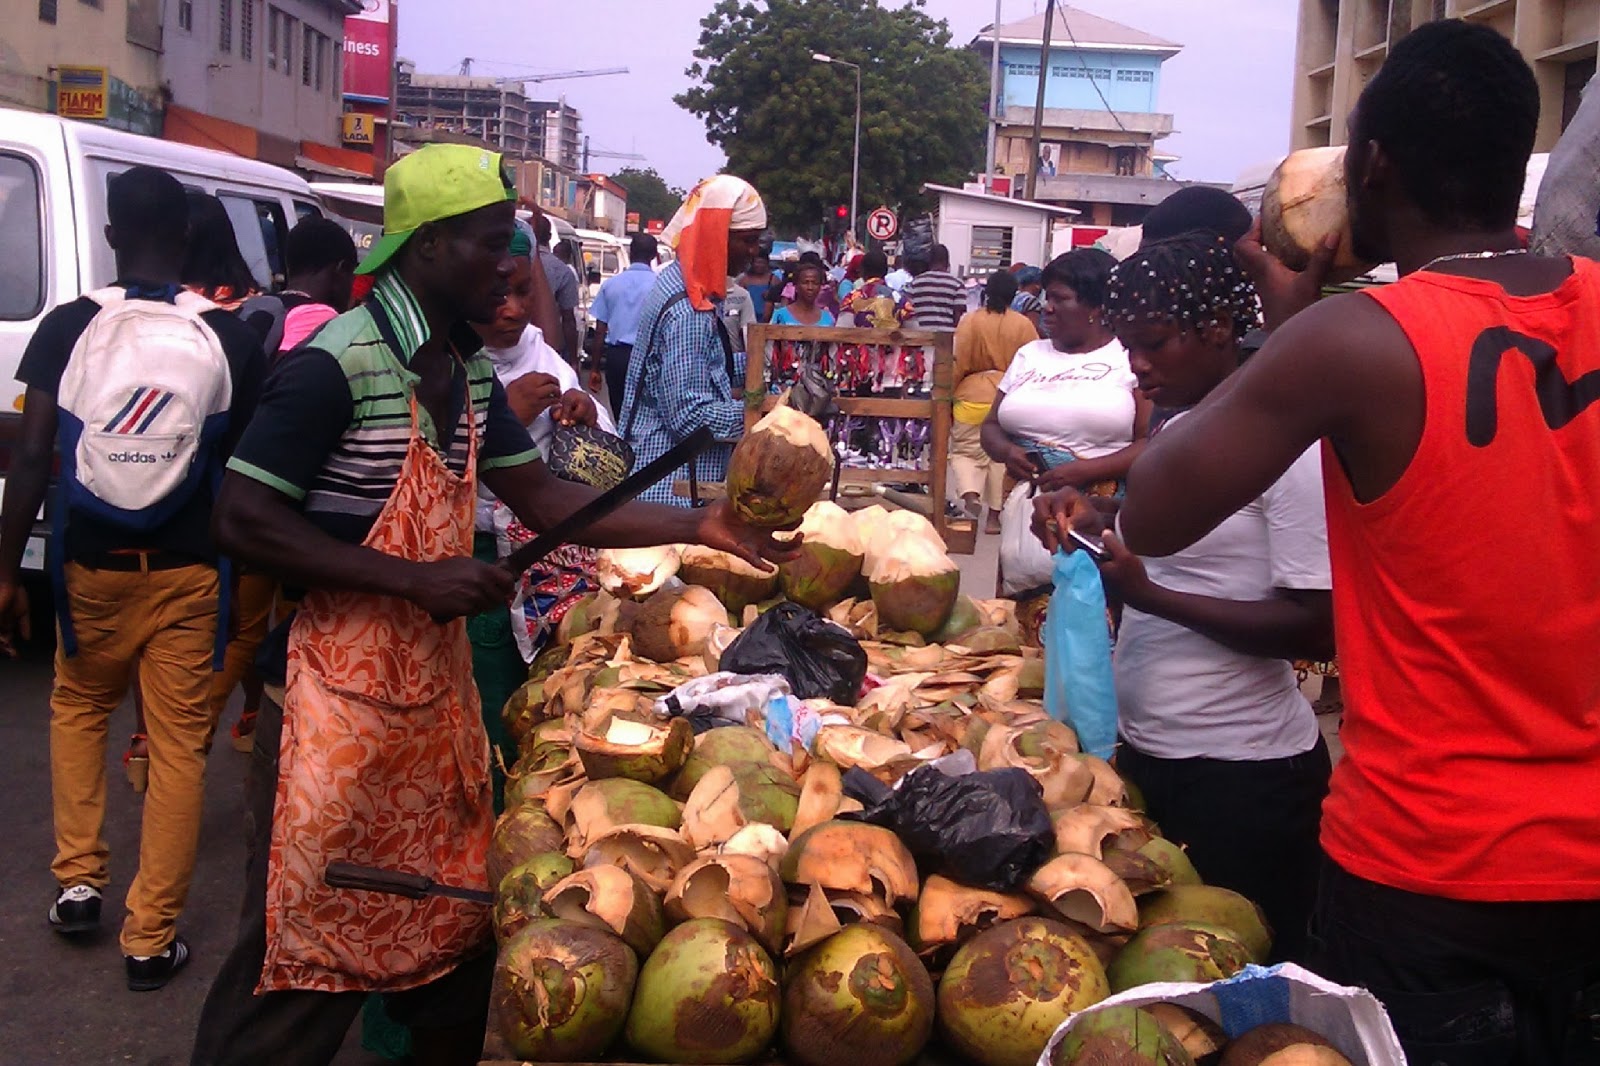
[619,175,768,506]
[189,144,794,1066]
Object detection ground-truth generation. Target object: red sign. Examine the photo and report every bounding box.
[343,0,391,103]
[626,212,641,230]
[646,219,665,235]
[1069,226,1109,248]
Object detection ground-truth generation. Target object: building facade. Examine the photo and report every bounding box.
[971,6,1184,225]
[532,97,582,172]
[1291,0,1598,152]
[1,1,165,133]
[395,68,541,157]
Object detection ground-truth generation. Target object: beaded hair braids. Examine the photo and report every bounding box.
[1104,232,1259,341]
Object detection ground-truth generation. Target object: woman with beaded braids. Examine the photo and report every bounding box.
[1033,233,1335,963]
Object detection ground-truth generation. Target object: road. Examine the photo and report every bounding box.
[0,637,385,1066]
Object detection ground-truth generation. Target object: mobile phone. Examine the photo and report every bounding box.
[1025,450,1048,474]
[1066,527,1110,562]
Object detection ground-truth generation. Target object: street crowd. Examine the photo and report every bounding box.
[0,17,1596,1066]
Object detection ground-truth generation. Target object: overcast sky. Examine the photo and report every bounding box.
[398,0,1299,191]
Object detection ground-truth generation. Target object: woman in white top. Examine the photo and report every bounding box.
[1031,234,1333,964]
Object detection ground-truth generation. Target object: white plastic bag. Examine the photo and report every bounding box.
[999,481,1054,595]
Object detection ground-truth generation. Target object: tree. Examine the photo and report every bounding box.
[677,0,987,234]
[609,167,687,228]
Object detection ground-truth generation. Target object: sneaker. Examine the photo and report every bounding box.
[48,884,102,935]
[125,935,190,992]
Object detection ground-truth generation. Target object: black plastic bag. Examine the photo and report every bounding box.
[719,602,867,705]
[841,765,1054,891]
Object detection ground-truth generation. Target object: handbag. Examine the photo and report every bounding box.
[545,422,633,491]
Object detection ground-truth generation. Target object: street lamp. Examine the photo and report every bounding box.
[812,52,860,242]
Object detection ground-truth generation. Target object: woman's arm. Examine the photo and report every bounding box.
[980,391,1040,481]
[1036,390,1154,490]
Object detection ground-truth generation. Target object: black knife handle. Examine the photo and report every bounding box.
[325,862,433,900]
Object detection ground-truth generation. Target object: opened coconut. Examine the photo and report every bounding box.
[669,725,778,801]
[594,545,680,599]
[1049,1005,1195,1066]
[781,925,935,1066]
[866,526,960,638]
[565,778,681,855]
[1260,147,1373,282]
[908,874,1036,958]
[777,500,866,611]
[492,919,638,1062]
[544,864,665,956]
[629,584,729,663]
[494,853,574,944]
[725,405,834,529]
[666,854,788,954]
[1107,920,1255,993]
[1138,884,1272,963]
[624,917,781,1064]
[489,804,567,889]
[677,544,781,615]
[583,824,696,895]
[781,820,919,907]
[574,715,693,785]
[681,762,802,849]
[937,916,1111,1066]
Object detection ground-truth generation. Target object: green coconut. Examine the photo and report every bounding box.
[677,544,782,616]
[669,725,781,801]
[488,804,567,890]
[777,500,866,612]
[1050,1005,1196,1066]
[725,405,835,529]
[492,919,638,1062]
[1136,837,1203,888]
[1138,885,1272,963]
[554,593,602,645]
[566,778,682,855]
[867,530,961,639]
[932,594,985,643]
[624,917,781,1064]
[937,916,1111,1066]
[781,925,935,1066]
[682,762,802,849]
[574,714,693,785]
[1108,921,1256,993]
[494,853,575,944]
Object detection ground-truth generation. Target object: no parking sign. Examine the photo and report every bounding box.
[866,206,899,241]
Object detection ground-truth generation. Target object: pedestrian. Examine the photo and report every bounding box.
[884,255,914,298]
[187,144,790,1066]
[771,261,836,326]
[181,191,260,311]
[239,217,359,356]
[906,243,966,330]
[0,165,266,989]
[838,250,910,328]
[586,232,659,414]
[738,247,779,323]
[533,214,580,365]
[620,174,768,506]
[950,271,1038,533]
[1010,265,1046,333]
[1057,21,1600,1061]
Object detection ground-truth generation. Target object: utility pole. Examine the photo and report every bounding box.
[984,0,1001,188]
[1025,0,1056,201]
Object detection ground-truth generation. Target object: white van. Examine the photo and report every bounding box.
[0,106,323,569]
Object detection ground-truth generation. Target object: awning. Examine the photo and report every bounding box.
[297,139,376,179]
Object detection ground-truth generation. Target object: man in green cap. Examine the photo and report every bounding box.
[190,144,793,1066]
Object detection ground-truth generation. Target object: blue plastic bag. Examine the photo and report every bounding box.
[1043,548,1118,758]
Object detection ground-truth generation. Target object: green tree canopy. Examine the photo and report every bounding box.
[609,167,687,228]
[677,0,987,234]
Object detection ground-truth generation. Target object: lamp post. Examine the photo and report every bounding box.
[812,52,861,241]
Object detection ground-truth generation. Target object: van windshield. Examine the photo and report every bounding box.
[0,155,44,320]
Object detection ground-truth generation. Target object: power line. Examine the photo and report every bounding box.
[1056,10,1178,180]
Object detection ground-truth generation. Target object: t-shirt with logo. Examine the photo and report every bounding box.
[995,338,1138,459]
[16,286,265,562]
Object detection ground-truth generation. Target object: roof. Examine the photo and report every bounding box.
[923,184,1081,216]
[974,6,1180,54]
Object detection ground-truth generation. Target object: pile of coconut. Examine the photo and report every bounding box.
[486,500,1356,1066]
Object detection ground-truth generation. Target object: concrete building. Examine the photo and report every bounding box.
[1,1,164,134]
[532,97,583,172]
[1291,0,1598,152]
[161,0,360,172]
[970,6,1184,225]
[395,68,542,157]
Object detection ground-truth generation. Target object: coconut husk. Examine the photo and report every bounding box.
[1027,853,1140,933]
[666,854,788,955]
[543,864,665,956]
[725,405,834,529]
[594,546,680,599]
[785,881,843,957]
[676,544,781,615]
[583,824,697,895]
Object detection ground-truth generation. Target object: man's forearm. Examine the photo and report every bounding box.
[484,463,704,548]
[0,454,49,581]
[528,258,561,344]
[560,310,580,363]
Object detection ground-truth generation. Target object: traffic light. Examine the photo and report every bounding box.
[834,204,848,219]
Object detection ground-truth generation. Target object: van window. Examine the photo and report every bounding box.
[602,249,620,273]
[0,155,44,320]
[218,194,288,290]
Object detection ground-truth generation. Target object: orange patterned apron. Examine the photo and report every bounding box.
[259,395,494,993]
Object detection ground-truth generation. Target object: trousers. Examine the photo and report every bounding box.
[603,342,632,418]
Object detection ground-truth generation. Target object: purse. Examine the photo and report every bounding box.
[544,422,634,491]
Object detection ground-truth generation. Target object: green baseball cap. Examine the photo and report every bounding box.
[355,144,517,276]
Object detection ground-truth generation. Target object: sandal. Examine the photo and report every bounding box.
[229,710,257,754]
[123,734,149,794]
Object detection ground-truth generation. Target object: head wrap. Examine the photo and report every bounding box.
[1015,266,1043,287]
[660,174,767,311]
[509,224,534,258]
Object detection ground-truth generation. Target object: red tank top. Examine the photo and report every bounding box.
[1321,259,1600,901]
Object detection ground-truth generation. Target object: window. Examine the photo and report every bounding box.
[1115,69,1153,83]
[178,0,192,30]
[218,194,286,288]
[39,0,57,23]
[969,225,1013,277]
[281,13,294,77]
[219,0,232,53]
[302,25,314,86]
[240,0,254,61]
[266,7,280,70]
[316,33,329,92]
[0,155,45,320]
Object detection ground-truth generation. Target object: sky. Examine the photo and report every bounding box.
[397,0,1299,191]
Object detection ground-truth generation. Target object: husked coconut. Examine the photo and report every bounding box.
[594,545,680,599]
[725,405,835,529]
[666,854,788,954]
[867,528,960,638]
[777,500,866,611]
[676,544,781,614]
[1260,147,1373,282]
[629,585,729,663]
[543,864,665,956]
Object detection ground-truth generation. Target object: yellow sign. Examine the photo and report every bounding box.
[57,66,108,121]
[342,112,375,145]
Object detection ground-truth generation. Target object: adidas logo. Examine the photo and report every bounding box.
[159,450,178,462]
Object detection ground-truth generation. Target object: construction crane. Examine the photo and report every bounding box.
[582,136,645,172]
[457,58,629,83]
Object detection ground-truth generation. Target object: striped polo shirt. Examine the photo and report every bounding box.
[228,271,538,543]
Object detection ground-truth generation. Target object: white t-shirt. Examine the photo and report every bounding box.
[995,339,1138,458]
[1114,424,1330,761]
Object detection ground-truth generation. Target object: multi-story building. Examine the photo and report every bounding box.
[1291,0,1598,152]
[531,97,582,172]
[1,1,165,134]
[970,6,1184,225]
[395,68,542,158]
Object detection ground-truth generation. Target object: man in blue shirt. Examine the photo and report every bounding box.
[586,232,658,415]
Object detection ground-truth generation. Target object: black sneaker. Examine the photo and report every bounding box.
[125,935,190,992]
[47,884,102,935]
